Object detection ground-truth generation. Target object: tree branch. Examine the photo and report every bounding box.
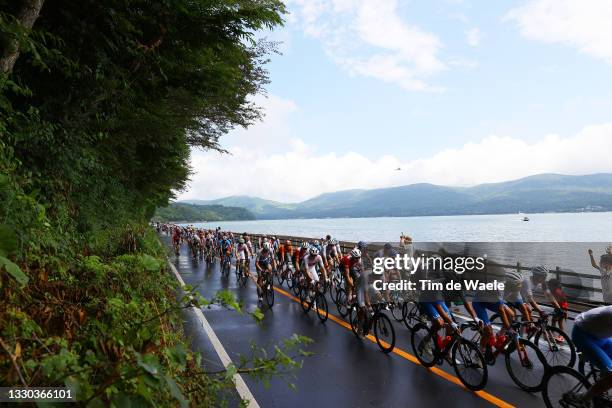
[0,0,45,75]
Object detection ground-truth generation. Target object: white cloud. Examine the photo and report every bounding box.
[466,27,481,47]
[287,0,446,92]
[178,95,612,203]
[506,0,612,63]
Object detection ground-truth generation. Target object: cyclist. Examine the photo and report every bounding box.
[255,242,275,302]
[302,246,327,284]
[279,240,294,267]
[340,248,366,307]
[235,237,252,275]
[472,279,513,354]
[521,266,564,322]
[373,243,399,303]
[325,238,342,268]
[503,270,535,323]
[172,227,181,254]
[293,242,308,274]
[568,305,612,405]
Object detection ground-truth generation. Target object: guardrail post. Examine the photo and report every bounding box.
[555,266,561,282]
[517,262,521,273]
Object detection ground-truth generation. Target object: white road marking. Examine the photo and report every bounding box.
[168,261,260,408]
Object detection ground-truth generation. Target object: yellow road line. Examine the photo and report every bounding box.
[273,286,515,408]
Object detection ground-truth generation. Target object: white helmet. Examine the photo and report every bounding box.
[301,241,309,249]
[263,242,271,251]
[309,247,319,255]
[350,248,361,258]
[331,238,338,245]
[531,265,549,278]
[505,271,524,285]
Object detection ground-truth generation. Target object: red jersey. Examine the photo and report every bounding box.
[340,255,361,271]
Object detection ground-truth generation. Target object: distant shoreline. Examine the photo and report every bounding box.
[172,210,612,225]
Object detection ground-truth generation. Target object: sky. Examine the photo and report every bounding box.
[179,0,612,203]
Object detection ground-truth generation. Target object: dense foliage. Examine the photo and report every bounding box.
[0,1,310,406]
[154,203,255,222]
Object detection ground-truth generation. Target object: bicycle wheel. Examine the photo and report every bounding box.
[411,323,436,367]
[505,338,547,392]
[314,292,328,323]
[374,313,395,353]
[391,301,404,322]
[404,303,421,330]
[336,288,349,317]
[299,285,313,312]
[292,274,301,296]
[542,365,591,408]
[534,326,576,368]
[349,305,363,338]
[264,278,274,308]
[452,339,488,391]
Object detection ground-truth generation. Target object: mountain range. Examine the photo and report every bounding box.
[182,173,612,219]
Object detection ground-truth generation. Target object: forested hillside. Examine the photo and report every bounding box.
[154,203,255,222]
[0,1,307,406]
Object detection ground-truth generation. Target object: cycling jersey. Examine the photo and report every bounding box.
[572,306,612,372]
[236,243,250,260]
[257,249,273,269]
[302,254,325,282]
[340,255,362,278]
[279,244,293,260]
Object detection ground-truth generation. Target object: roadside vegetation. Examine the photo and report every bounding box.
[0,0,309,406]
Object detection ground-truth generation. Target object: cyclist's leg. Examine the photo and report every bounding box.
[473,302,494,349]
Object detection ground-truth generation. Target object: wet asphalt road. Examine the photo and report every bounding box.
[166,237,546,408]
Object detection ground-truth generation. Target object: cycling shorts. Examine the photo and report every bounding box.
[421,300,451,321]
[473,301,504,325]
[506,300,525,309]
[306,265,319,282]
[572,325,612,373]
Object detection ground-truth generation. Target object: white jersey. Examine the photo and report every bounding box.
[303,254,325,282]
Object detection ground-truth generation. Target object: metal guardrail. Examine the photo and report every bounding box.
[244,232,604,309]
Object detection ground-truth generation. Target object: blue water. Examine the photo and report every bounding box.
[191,212,612,243]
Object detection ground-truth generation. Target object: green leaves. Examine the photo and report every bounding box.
[0,255,28,286]
[0,224,18,256]
[0,224,27,286]
[140,254,161,272]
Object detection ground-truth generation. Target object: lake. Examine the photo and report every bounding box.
[190,212,612,242]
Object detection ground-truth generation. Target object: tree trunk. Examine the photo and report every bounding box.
[0,0,45,75]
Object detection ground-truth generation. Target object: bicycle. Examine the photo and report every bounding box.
[411,321,488,391]
[491,308,576,368]
[220,252,231,277]
[298,279,328,323]
[235,259,248,287]
[403,301,428,331]
[542,353,611,407]
[258,271,275,309]
[349,301,396,354]
[462,320,548,392]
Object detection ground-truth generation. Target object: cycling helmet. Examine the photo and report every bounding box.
[286,240,291,245]
[531,265,549,278]
[313,240,320,246]
[357,241,367,249]
[350,248,361,258]
[301,242,309,249]
[309,247,319,255]
[263,242,271,251]
[384,243,392,250]
[239,238,245,244]
[331,238,338,245]
[505,271,524,284]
